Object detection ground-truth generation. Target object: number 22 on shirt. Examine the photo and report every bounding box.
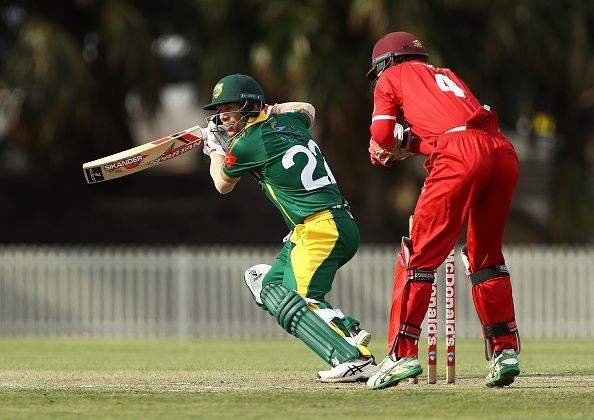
[282,139,337,191]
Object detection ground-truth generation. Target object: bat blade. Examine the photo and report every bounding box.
[82,125,204,184]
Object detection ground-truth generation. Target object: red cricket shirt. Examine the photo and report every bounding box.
[371,60,481,153]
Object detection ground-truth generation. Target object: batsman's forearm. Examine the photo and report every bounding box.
[272,102,315,127]
[209,154,235,194]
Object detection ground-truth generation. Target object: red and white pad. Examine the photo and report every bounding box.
[386,237,434,358]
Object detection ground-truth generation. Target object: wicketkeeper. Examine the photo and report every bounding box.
[363,32,521,390]
[200,73,378,382]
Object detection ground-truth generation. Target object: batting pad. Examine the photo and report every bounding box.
[244,264,271,305]
[261,283,360,366]
[305,300,369,353]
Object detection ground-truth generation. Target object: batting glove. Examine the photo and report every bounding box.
[200,125,225,158]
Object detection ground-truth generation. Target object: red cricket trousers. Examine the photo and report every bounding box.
[387,128,519,357]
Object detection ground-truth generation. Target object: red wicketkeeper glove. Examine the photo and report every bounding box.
[369,124,414,166]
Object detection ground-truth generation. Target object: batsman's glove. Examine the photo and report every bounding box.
[200,121,226,158]
[369,123,414,166]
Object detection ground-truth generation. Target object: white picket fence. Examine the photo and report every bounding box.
[0,245,592,339]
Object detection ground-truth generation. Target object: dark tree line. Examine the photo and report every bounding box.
[1,0,592,244]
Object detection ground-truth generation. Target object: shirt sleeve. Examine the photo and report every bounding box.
[222,132,267,178]
[370,73,400,149]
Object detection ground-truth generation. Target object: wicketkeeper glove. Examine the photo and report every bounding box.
[369,123,414,166]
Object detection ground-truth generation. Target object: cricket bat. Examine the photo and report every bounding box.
[82,125,204,184]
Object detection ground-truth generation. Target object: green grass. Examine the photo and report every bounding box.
[0,337,593,419]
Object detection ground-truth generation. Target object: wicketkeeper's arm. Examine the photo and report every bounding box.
[369,123,416,166]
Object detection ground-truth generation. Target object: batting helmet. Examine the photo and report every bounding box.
[203,74,265,117]
[366,32,429,80]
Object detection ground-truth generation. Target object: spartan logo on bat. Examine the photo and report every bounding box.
[103,154,147,172]
[151,141,201,165]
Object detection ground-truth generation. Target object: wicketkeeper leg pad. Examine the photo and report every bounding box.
[260,283,360,366]
[464,247,520,360]
[387,237,434,357]
[482,319,521,360]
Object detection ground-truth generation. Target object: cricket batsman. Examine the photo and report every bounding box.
[200,74,378,382]
[363,32,521,390]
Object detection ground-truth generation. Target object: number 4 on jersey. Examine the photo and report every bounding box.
[435,74,466,98]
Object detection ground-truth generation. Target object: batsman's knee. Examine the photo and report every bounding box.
[243,264,271,307]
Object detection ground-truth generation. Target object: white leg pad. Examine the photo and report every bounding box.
[244,264,271,305]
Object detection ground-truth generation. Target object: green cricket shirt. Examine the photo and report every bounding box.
[222,109,348,228]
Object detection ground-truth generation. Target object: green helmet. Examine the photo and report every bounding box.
[203,74,265,113]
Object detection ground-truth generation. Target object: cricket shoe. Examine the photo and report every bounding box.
[485,349,520,387]
[366,355,423,390]
[317,357,378,383]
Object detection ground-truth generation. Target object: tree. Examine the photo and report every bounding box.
[2,0,161,177]
[1,0,592,243]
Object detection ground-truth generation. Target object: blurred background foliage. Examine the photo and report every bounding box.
[0,0,592,245]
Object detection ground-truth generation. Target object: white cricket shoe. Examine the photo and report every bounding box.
[366,355,423,390]
[485,349,520,387]
[317,357,378,383]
